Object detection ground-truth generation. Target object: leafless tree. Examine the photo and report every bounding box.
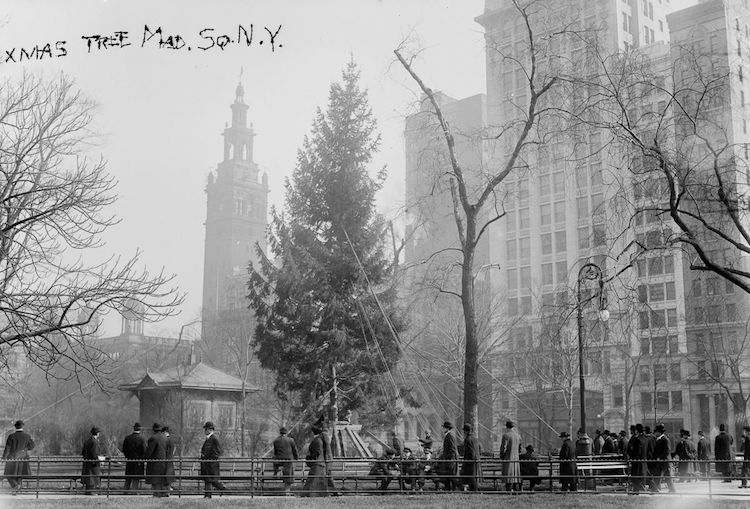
[0,73,182,384]
[394,0,595,433]
[576,33,750,293]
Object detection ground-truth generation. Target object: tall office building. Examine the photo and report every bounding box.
[666,0,750,440]
[476,0,677,449]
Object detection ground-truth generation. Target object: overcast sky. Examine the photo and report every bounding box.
[1,0,486,337]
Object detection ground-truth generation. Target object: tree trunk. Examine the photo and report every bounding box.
[462,235,478,434]
[241,381,246,456]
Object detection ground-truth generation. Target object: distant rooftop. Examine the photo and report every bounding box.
[119,361,256,393]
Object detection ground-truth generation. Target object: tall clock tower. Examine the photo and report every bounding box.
[202,82,268,326]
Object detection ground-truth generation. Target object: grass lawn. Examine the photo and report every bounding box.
[2,494,750,509]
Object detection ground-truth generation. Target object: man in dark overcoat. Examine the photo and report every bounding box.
[644,426,657,490]
[145,422,168,497]
[715,423,734,482]
[200,421,226,498]
[519,445,541,491]
[438,421,458,491]
[628,423,650,492]
[122,422,146,492]
[697,430,711,478]
[740,426,750,488]
[162,426,175,490]
[273,426,298,494]
[618,430,630,458]
[459,423,481,491]
[559,431,577,491]
[81,427,102,495]
[3,420,35,491]
[651,424,675,493]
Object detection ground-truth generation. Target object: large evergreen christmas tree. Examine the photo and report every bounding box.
[248,61,403,427]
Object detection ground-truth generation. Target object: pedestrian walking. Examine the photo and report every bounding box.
[81,427,103,495]
[2,420,34,492]
[628,423,651,493]
[302,424,328,497]
[122,422,146,492]
[697,430,711,478]
[715,423,734,482]
[273,426,298,495]
[459,423,481,491]
[162,426,175,491]
[593,430,604,455]
[438,421,458,491]
[499,420,521,492]
[145,422,168,497]
[739,426,750,488]
[602,430,617,454]
[674,430,696,482]
[558,431,577,492]
[200,421,226,498]
[651,424,675,493]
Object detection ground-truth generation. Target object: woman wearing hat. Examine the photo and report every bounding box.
[302,425,329,497]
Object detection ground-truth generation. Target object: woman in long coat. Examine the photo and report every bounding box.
[81,427,102,495]
[500,421,521,491]
[302,425,329,497]
[459,423,482,491]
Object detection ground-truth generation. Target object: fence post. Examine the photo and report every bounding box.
[177,458,182,498]
[708,460,712,500]
[549,456,553,493]
[250,457,254,499]
[106,457,111,498]
[35,457,40,499]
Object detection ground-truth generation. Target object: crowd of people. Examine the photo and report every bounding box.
[4,416,750,496]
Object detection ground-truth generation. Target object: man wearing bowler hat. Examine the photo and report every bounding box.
[558,431,577,492]
[651,423,675,493]
[2,419,34,492]
[81,427,103,495]
[122,422,147,492]
[438,421,458,491]
[145,422,168,497]
[201,421,226,498]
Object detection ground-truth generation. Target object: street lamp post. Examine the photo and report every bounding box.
[577,263,610,436]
